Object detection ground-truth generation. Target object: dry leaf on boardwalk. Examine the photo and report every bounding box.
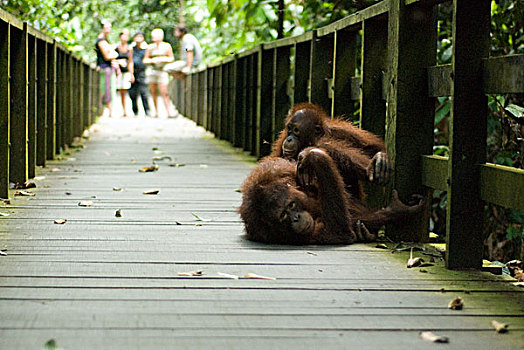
[375,243,389,249]
[143,189,159,195]
[78,200,93,207]
[217,272,239,279]
[306,251,318,256]
[139,165,159,172]
[152,155,173,161]
[14,191,35,197]
[0,212,10,217]
[178,270,203,276]
[113,187,124,191]
[448,297,464,310]
[15,181,36,189]
[54,219,67,224]
[420,331,449,343]
[407,247,423,268]
[0,250,7,256]
[491,320,509,333]
[115,209,122,217]
[244,273,276,280]
[191,213,210,222]
[199,164,208,168]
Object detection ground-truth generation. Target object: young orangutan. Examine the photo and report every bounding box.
[239,148,423,245]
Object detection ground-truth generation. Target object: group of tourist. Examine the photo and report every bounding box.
[95,20,203,118]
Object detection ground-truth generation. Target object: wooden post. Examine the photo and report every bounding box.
[386,0,436,241]
[309,31,333,113]
[235,58,246,148]
[332,29,357,119]
[273,46,291,141]
[220,64,229,140]
[294,41,310,105]
[247,54,256,154]
[0,22,9,198]
[361,16,389,208]
[229,61,237,145]
[206,69,212,130]
[446,0,491,269]
[27,33,37,179]
[256,46,273,157]
[55,50,62,155]
[9,23,28,184]
[36,39,47,167]
[46,41,56,160]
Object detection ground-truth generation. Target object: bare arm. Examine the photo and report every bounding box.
[98,40,118,61]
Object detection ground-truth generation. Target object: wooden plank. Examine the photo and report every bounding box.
[317,1,389,36]
[483,54,524,93]
[421,155,447,191]
[308,31,333,112]
[428,64,452,97]
[256,47,273,157]
[9,23,28,185]
[446,0,491,269]
[273,46,291,139]
[46,42,56,160]
[480,163,524,212]
[332,29,357,119]
[27,33,37,179]
[385,0,436,241]
[293,41,310,105]
[0,21,9,198]
[36,39,48,167]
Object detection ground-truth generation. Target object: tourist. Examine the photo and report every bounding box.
[95,20,119,117]
[115,29,134,117]
[129,31,151,117]
[165,24,203,80]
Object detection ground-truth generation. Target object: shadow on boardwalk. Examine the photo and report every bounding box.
[0,116,522,349]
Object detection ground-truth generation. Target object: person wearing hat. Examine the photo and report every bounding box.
[129,31,151,117]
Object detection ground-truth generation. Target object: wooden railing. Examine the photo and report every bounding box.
[170,0,524,269]
[0,9,100,198]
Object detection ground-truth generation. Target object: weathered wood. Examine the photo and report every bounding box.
[27,34,37,179]
[273,46,291,140]
[36,38,48,167]
[483,54,524,93]
[385,0,436,242]
[317,1,389,36]
[480,163,524,212]
[309,31,333,112]
[293,41,310,105]
[46,41,56,160]
[9,23,28,185]
[446,0,491,269]
[332,29,357,119]
[256,47,273,157]
[0,21,9,198]
[421,155,447,191]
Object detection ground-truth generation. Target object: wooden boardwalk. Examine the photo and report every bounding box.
[0,116,522,350]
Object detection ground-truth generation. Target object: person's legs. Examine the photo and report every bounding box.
[149,83,158,117]
[118,89,128,116]
[139,82,151,116]
[128,83,139,116]
[158,82,170,117]
[102,66,112,116]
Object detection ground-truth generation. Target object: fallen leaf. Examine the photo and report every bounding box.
[152,155,173,161]
[0,212,10,217]
[15,190,35,197]
[491,320,508,333]
[448,297,464,310]
[407,248,424,268]
[65,192,72,195]
[217,272,239,279]
[3,199,10,205]
[244,273,276,280]
[139,165,159,172]
[235,189,242,193]
[152,147,159,151]
[375,243,389,249]
[175,221,182,225]
[15,181,36,189]
[200,164,208,168]
[420,331,449,343]
[191,213,210,221]
[54,219,67,224]
[78,200,93,207]
[44,339,57,350]
[169,163,186,167]
[307,251,318,256]
[178,270,203,276]
[153,150,165,155]
[0,250,7,256]
[115,209,122,217]
[113,187,124,191]
[143,189,159,195]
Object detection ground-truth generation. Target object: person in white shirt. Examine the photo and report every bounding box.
[165,24,203,80]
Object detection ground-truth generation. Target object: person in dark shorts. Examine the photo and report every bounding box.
[95,20,119,117]
[129,31,151,117]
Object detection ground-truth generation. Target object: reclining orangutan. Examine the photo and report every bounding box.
[271,103,391,199]
[238,148,423,245]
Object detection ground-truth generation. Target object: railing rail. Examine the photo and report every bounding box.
[170,0,524,269]
[0,9,100,199]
